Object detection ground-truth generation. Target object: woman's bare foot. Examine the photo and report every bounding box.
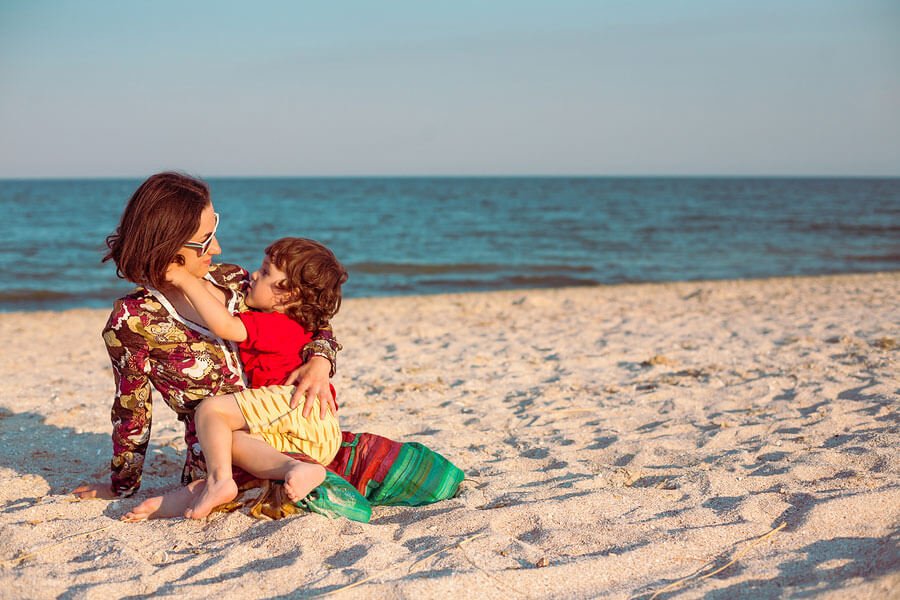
[283,463,326,504]
[184,476,238,519]
[122,480,206,522]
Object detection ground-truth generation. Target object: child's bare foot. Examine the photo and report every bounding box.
[122,480,206,522]
[283,463,326,503]
[184,477,238,519]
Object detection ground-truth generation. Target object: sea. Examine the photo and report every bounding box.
[1,177,898,312]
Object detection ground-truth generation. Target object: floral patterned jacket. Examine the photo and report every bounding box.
[102,263,336,496]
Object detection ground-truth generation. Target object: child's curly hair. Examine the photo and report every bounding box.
[265,237,348,333]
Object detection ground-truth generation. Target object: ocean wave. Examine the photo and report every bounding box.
[844,253,900,263]
[416,274,601,290]
[0,289,79,302]
[349,262,594,276]
[0,287,129,312]
[800,223,900,235]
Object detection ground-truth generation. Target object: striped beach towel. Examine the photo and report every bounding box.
[228,431,464,519]
[328,432,465,506]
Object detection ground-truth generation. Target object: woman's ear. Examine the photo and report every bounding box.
[172,253,186,266]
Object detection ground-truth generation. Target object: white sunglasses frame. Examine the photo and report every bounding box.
[183,212,220,255]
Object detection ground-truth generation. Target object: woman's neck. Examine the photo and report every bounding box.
[157,278,228,327]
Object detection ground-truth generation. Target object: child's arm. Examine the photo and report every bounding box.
[167,265,248,342]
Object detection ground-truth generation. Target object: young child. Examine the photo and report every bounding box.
[128,237,367,521]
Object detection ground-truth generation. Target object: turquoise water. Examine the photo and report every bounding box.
[1,177,898,312]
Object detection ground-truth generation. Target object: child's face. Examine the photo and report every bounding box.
[247,256,291,311]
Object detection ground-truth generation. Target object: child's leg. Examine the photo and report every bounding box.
[122,479,207,522]
[186,393,249,519]
[232,430,326,503]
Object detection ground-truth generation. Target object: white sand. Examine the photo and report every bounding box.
[1,273,898,599]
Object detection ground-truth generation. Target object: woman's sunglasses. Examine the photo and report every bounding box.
[183,213,219,255]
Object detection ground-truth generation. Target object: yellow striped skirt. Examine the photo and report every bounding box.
[233,385,341,465]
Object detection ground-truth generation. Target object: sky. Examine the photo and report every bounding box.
[1,1,898,178]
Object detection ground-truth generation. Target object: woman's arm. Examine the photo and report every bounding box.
[301,326,341,377]
[168,264,248,342]
[75,302,154,498]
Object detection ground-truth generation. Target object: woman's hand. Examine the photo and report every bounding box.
[285,356,335,418]
[72,483,118,500]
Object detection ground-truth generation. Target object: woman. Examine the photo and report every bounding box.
[74,172,463,519]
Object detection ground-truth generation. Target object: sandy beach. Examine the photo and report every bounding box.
[1,272,897,599]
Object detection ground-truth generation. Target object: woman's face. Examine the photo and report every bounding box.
[180,203,221,278]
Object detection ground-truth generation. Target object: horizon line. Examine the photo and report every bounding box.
[2,173,899,182]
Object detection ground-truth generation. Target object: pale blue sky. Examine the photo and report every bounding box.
[1,1,898,177]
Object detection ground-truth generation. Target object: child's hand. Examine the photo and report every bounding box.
[165,263,192,287]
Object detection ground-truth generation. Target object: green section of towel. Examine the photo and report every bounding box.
[298,470,372,523]
[367,442,464,506]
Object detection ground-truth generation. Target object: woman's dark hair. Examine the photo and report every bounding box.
[266,238,348,333]
[103,172,211,289]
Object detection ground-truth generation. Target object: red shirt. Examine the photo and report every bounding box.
[237,311,313,388]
